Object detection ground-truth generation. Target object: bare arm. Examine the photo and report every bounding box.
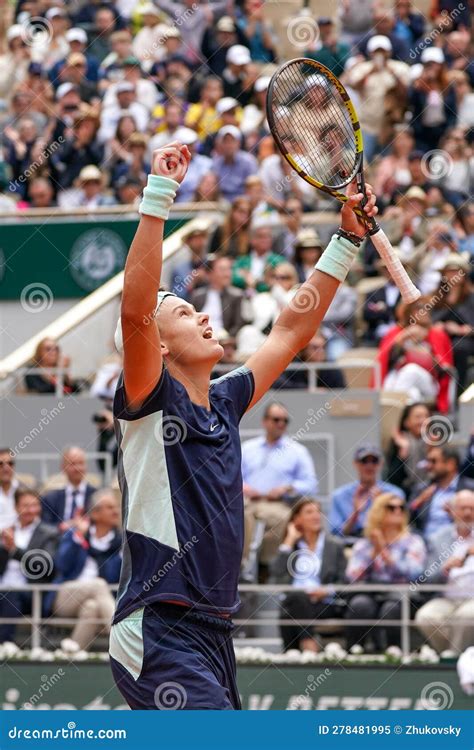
[122,143,190,410]
[245,185,378,410]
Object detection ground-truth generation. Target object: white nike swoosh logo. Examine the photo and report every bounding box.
[210,423,218,432]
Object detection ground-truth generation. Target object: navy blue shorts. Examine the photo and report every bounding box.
[109,603,241,710]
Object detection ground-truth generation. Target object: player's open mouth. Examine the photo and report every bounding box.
[202,327,213,339]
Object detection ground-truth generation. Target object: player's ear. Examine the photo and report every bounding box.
[160,341,169,357]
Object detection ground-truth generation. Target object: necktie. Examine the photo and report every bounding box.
[70,490,79,519]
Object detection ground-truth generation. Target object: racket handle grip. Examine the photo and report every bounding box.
[370,227,421,303]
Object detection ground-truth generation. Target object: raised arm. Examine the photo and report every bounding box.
[121,143,190,410]
[245,185,378,410]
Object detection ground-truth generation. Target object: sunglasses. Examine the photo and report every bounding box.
[385,503,405,512]
[358,456,380,465]
[0,460,15,467]
[268,416,289,424]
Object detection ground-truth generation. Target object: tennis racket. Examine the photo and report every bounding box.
[266,58,421,303]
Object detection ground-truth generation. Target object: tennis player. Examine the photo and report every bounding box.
[109,142,378,710]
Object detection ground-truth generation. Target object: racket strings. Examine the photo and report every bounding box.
[271,63,359,189]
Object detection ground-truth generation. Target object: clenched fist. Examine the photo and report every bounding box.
[151,142,192,184]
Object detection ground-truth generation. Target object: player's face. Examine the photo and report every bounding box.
[157,297,223,367]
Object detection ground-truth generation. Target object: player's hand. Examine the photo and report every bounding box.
[341,181,378,238]
[152,142,191,184]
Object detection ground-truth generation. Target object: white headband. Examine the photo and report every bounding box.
[114,291,177,353]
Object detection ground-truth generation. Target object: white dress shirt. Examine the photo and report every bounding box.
[0,478,19,531]
[1,519,40,587]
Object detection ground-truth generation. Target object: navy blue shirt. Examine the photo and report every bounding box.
[112,365,254,624]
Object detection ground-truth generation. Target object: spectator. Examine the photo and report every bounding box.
[378,297,454,412]
[361,8,411,62]
[212,125,258,202]
[210,196,251,258]
[132,5,169,69]
[362,259,401,344]
[320,282,357,361]
[0,25,31,103]
[170,222,210,299]
[410,445,474,537]
[431,255,473,393]
[385,402,432,494]
[259,152,316,209]
[42,446,97,529]
[330,444,405,539]
[393,0,425,48]
[232,221,285,291]
[26,177,57,209]
[454,200,474,257]
[301,333,346,390]
[305,17,350,77]
[371,126,414,206]
[4,117,40,199]
[416,490,474,653]
[111,132,150,188]
[461,432,474,480]
[416,222,458,294]
[236,0,276,63]
[242,402,318,567]
[0,488,59,643]
[191,255,246,337]
[271,499,347,653]
[53,106,104,189]
[0,449,18,532]
[148,101,184,153]
[346,36,410,162]
[49,28,100,85]
[173,127,212,203]
[61,54,99,104]
[99,30,133,82]
[408,48,457,152]
[88,7,118,63]
[339,0,375,47]
[15,63,54,118]
[60,165,116,209]
[274,198,304,260]
[48,489,121,650]
[38,7,69,69]
[222,44,253,105]
[292,229,324,283]
[25,338,82,395]
[450,71,474,128]
[434,128,474,208]
[115,56,158,113]
[185,76,224,140]
[345,492,426,650]
[99,82,148,143]
[49,83,82,144]
[90,356,122,403]
[202,15,248,78]
[105,114,138,172]
[195,170,222,202]
[155,0,229,64]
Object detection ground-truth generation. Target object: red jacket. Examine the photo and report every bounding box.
[377,325,454,413]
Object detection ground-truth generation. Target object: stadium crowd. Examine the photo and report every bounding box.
[0,0,473,656]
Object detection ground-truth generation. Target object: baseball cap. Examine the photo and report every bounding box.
[66,28,87,44]
[317,16,333,25]
[116,81,135,94]
[216,16,236,32]
[216,124,242,141]
[7,24,24,43]
[140,3,162,15]
[183,219,210,239]
[162,26,181,39]
[354,444,382,461]
[367,35,392,54]
[420,47,445,65]
[440,253,470,273]
[121,55,141,67]
[174,126,199,145]
[405,186,427,202]
[28,62,43,76]
[56,82,77,99]
[45,7,65,19]
[216,97,239,115]
[78,165,102,183]
[226,45,251,66]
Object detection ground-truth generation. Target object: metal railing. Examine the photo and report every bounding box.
[0,582,461,658]
[213,360,382,390]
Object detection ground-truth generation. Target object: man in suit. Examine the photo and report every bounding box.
[270,499,347,652]
[0,487,59,642]
[410,445,474,538]
[416,490,474,653]
[41,446,96,530]
[191,255,245,338]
